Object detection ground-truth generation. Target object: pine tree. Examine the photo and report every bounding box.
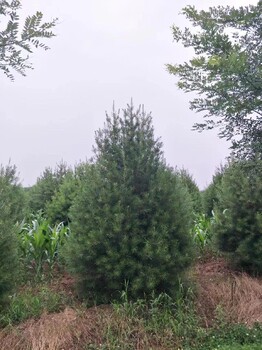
[214,159,262,273]
[28,161,71,213]
[176,168,202,214]
[65,104,194,302]
[202,164,227,217]
[46,162,91,225]
[0,164,25,306]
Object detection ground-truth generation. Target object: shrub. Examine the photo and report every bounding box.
[65,103,194,302]
[213,159,262,273]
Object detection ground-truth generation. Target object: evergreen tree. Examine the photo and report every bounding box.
[202,164,226,217]
[28,161,72,213]
[66,104,194,302]
[0,164,24,306]
[176,168,202,213]
[46,162,91,225]
[214,159,262,273]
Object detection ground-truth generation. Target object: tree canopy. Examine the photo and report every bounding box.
[167,1,262,159]
[0,0,57,80]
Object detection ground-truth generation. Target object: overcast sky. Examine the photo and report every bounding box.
[0,0,257,189]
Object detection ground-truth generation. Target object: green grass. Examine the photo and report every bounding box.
[0,284,70,326]
[186,321,262,350]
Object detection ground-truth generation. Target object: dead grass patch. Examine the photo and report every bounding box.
[0,305,110,350]
[195,258,262,327]
[97,308,175,350]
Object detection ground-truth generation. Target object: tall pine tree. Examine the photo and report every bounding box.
[66,104,194,302]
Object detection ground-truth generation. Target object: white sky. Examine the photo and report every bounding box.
[0,0,257,189]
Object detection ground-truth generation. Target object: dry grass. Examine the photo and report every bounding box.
[195,258,262,327]
[97,309,175,350]
[0,306,109,350]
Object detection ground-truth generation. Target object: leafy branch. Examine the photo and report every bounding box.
[0,0,58,80]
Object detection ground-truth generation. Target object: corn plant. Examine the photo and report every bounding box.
[45,221,69,268]
[18,211,70,278]
[191,212,214,251]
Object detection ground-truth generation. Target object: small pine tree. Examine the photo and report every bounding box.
[214,159,262,274]
[65,104,194,302]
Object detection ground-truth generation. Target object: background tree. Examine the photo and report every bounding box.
[167,2,262,159]
[65,104,194,302]
[46,162,91,225]
[176,168,202,213]
[0,0,57,80]
[28,162,71,214]
[0,163,26,222]
[202,164,227,217]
